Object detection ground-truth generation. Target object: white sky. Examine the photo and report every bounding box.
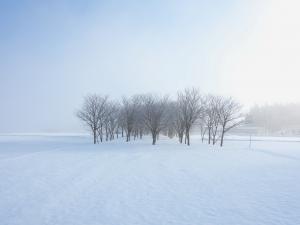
[217,0,300,106]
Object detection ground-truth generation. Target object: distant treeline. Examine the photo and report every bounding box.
[246,103,300,135]
[77,88,243,147]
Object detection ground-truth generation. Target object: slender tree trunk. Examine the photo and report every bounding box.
[152,131,157,145]
[98,126,103,142]
[93,130,97,144]
[139,130,143,139]
[105,124,108,141]
[213,135,217,145]
[220,126,225,147]
[179,132,183,143]
[126,130,130,142]
[186,130,190,146]
[110,131,114,140]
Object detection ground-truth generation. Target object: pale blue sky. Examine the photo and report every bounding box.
[1,0,299,132]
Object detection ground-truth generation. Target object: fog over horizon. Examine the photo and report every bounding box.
[1,0,300,133]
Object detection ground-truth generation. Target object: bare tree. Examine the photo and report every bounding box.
[77,94,108,144]
[96,97,109,143]
[134,109,145,140]
[121,95,141,142]
[117,111,125,138]
[141,94,169,145]
[163,101,178,139]
[174,105,185,144]
[105,101,120,141]
[77,90,243,147]
[218,97,243,147]
[177,88,202,146]
[199,119,207,143]
[211,96,222,145]
[204,95,220,145]
[196,97,208,143]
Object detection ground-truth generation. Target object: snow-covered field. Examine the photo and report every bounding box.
[0,135,299,225]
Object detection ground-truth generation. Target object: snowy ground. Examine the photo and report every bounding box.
[0,134,299,225]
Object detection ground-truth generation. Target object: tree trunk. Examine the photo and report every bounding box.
[105,125,108,141]
[220,126,225,147]
[186,131,190,146]
[98,127,103,143]
[140,130,143,139]
[179,132,183,143]
[93,130,97,144]
[152,132,157,145]
[201,134,204,143]
[126,130,131,142]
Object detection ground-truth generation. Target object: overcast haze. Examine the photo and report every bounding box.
[0,0,299,132]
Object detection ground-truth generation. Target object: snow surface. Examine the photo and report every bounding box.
[0,134,300,225]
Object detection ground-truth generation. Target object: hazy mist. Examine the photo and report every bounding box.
[1,0,299,132]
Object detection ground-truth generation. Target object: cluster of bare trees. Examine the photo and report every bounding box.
[246,103,300,135]
[77,88,243,147]
[199,95,243,146]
